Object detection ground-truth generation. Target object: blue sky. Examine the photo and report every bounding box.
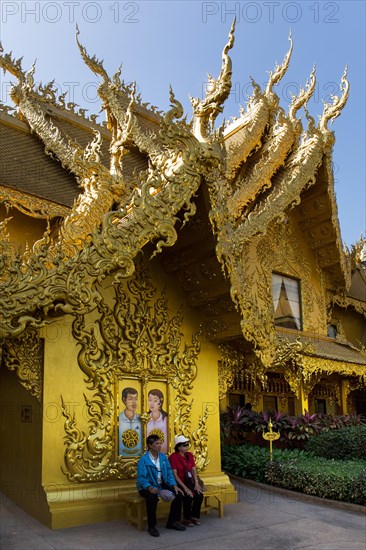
[1,0,365,247]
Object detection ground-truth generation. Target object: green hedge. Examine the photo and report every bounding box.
[222,444,366,505]
[265,458,366,505]
[221,444,307,483]
[305,426,366,460]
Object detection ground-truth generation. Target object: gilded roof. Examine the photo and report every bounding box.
[0,109,150,209]
[0,113,78,207]
[348,266,366,302]
[277,327,366,366]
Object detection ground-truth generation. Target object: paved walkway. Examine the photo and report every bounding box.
[1,479,365,550]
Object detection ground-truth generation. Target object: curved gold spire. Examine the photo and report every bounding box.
[266,31,293,96]
[289,65,316,121]
[320,66,349,132]
[75,25,109,82]
[0,42,25,82]
[191,19,235,141]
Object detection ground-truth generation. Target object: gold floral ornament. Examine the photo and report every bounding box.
[122,429,139,449]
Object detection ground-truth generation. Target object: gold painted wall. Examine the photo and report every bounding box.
[337,307,366,349]
[0,367,50,524]
[0,204,48,251]
[34,256,234,527]
[41,315,89,485]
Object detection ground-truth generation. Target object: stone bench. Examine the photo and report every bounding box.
[125,489,224,531]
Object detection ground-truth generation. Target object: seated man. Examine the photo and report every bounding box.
[136,434,185,537]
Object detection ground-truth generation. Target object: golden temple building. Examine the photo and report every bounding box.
[0,25,365,528]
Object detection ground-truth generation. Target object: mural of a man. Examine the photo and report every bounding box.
[146,388,168,453]
[119,387,142,456]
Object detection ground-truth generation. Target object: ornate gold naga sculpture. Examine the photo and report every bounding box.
[206,35,350,369]
[0,22,234,339]
[0,24,350,373]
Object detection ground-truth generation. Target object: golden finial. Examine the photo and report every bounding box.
[0,43,26,81]
[190,19,236,141]
[266,31,293,95]
[289,64,316,120]
[320,66,350,132]
[75,24,109,82]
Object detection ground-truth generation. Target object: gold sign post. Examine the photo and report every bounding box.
[262,418,280,462]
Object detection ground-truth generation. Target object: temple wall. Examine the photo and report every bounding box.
[0,366,50,525]
[336,307,366,349]
[34,256,235,528]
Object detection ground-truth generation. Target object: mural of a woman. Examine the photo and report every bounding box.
[146,388,168,453]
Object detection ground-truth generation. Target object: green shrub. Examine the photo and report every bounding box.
[222,443,366,505]
[305,426,366,460]
[265,458,366,505]
[222,444,307,483]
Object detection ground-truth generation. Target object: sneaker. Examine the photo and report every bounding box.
[166,521,186,531]
[148,527,160,537]
[182,519,195,527]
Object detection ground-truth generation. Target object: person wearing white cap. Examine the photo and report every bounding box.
[169,435,204,526]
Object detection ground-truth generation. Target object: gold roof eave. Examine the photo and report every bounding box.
[0,184,70,219]
[276,327,366,366]
[302,355,366,379]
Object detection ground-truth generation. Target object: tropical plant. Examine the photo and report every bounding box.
[220,408,366,449]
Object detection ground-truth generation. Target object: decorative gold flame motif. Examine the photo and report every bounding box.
[60,263,207,481]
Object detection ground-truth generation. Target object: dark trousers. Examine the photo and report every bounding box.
[182,491,204,520]
[139,485,183,528]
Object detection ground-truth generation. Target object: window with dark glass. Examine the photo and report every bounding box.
[327,324,337,338]
[287,397,295,416]
[263,396,278,412]
[315,399,326,414]
[229,394,245,407]
[272,273,302,330]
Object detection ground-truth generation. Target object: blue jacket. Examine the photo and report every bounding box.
[136,451,176,491]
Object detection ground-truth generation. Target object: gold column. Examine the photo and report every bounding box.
[340,380,349,415]
[295,378,309,414]
[219,395,229,412]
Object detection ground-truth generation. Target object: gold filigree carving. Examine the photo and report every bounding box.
[302,355,366,381]
[309,381,341,405]
[0,185,70,219]
[227,68,316,219]
[191,405,210,471]
[218,358,235,401]
[2,327,43,400]
[207,63,349,371]
[61,264,206,481]
[218,345,267,400]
